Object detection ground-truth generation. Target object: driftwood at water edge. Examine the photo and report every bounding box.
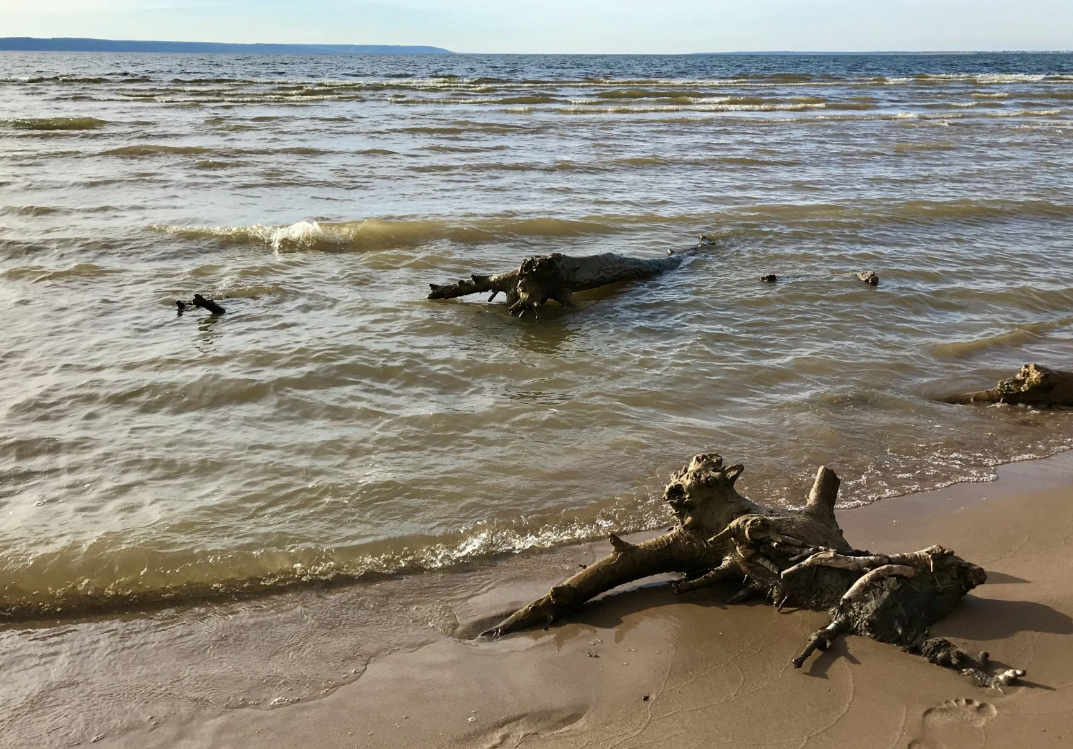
[428,249,692,317]
[482,453,1023,689]
[941,363,1073,407]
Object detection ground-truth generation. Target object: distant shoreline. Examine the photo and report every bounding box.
[2,39,1069,56]
[708,49,1071,55]
[0,37,453,55]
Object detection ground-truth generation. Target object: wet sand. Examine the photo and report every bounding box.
[10,451,1073,749]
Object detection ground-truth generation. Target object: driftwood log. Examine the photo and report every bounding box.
[942,363,1073,407]
[428,250,689,317]
[484,453,1023,688]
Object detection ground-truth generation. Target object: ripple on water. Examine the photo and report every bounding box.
[2,51,1073,633]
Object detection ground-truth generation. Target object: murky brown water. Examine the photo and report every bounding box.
[2,52,1073,633]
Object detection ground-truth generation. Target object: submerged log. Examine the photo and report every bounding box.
[428,250,689,317]
[941,363,1073,408]
[483,453,1021,688]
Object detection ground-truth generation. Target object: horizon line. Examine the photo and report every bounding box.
[2,37,1072,56]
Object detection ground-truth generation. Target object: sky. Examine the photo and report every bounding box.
[1,0,1071,54]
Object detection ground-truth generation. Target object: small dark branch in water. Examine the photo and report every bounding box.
[177,294,226,315]
[193,294,226,314]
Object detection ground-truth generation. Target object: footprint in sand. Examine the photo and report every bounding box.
[907,698,997,749]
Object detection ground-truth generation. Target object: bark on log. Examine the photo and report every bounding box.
[941,363,1073,407]
[483,452,1020,688]
[428,250,688,317]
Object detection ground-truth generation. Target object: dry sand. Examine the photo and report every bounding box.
[11,453,1073,749]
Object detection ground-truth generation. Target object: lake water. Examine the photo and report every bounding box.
[2,51,1073,624]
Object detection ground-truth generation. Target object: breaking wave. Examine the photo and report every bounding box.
[8,117,108,131]
[0,502,658,623]
[150,216,626,252]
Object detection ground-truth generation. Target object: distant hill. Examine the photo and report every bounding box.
[0,37,453,55]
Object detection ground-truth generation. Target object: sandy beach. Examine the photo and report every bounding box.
[5,449,1067,749]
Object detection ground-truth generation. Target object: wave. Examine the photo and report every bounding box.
[913,73,1048,84]
[149,197,1073,255]
[400,122,534,135]
[825,102,879,111]
[410,161,603,174]
[984,108,1063,117]
[422,144,509,153]
[393,95,562,106]
[149,216,626,252]
[595,88,706,100]
[7,117,108,131]
[0,503,654,624]
[21,75,111,84]
[927,320,1070,359]
[1,263,123,283]
[0,204,121,217]
[103,144,214,156]
[192,159,244,170]
[729,198,1073,226]
[0,204,62,217]
[610,154,802,168]
[556,102,826,115]
[100,144,331,158]
[893,141,956,152]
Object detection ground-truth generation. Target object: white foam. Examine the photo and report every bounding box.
[268,220,329,253]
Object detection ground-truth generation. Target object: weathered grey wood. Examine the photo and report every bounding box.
[482,452,1020,688]
[942,363,1073,407]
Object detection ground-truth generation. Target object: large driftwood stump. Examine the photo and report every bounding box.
[484,453,1023,688]
[942,363,1073,407]
[428,250,687,317]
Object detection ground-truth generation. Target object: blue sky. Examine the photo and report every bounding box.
[2,0,1070,53]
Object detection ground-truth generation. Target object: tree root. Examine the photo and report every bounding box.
[941,362,1073,407]
[910,637,1026,689]
[793,616,850,668]
[483,452,1023,689]
[782,545,951,579]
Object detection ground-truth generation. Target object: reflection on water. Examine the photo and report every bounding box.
[510,313,579,355]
